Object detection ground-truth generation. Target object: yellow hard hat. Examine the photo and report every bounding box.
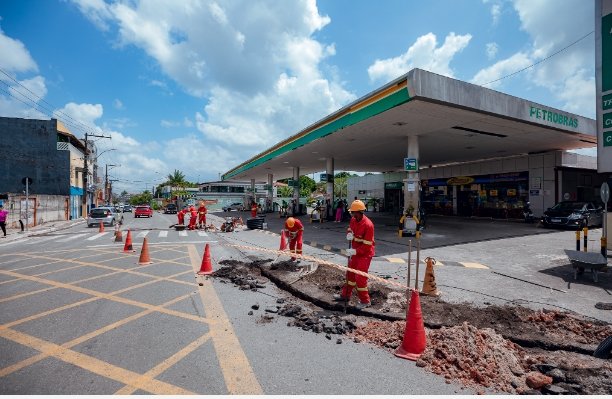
[349,200,366,212]
[286,217,295,228]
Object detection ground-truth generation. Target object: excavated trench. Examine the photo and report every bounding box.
[213,258,612,395]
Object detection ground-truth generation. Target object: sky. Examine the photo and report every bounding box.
[0,0,597,193]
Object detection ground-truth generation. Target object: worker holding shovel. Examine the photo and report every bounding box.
[333,200,375,309]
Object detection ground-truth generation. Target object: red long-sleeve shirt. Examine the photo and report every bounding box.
[349,215,375,258]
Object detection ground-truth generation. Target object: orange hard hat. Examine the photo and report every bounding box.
[349,199,366,212]
[286,217,295,228]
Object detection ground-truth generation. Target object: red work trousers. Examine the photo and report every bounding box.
[198,214,206,227]
[340,255,372,304]
[288,231,303,260]
[188,214,197,230]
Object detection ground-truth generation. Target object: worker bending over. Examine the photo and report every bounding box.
[284,217,304,261]
[334,200,375,309]
[177,207,186,225]
[251,202,258,218]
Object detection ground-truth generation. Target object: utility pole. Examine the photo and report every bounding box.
[82,132,111,218]
[105,164,120,204]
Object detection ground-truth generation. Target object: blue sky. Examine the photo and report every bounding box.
[0,0,596,193]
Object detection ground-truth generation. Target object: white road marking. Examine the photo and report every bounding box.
[179,231,188,237]
[25,235,65,244]
[56,233,89,242]
[87,232,109,241]
[137,231,149,238]
[158,231,168,238]
[197,231,208,237]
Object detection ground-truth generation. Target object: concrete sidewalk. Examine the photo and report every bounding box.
[1,218,85,242]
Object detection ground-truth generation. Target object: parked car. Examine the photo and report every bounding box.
[223,202,245,212]
[134,205,153,218]
[164,203,178,214]
[87,206,123,227]
[541,201,603,229]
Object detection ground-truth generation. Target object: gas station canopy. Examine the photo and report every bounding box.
[223,69,597,182]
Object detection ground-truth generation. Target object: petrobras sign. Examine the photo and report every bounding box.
[597,0,612,172]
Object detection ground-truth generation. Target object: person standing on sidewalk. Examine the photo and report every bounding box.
[0,204,8,237]
[334,200,375,309]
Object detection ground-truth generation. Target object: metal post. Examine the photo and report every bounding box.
[583,227,588,252]
[414,231,421,290]
[407,239,412,290]
[603,206,608,257]
[576,230,581,251]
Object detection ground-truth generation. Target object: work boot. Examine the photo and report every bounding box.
[333,294,348,301]
[355,302,371,310]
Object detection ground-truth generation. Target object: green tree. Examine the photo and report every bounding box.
[333,172,355,199]
[299,175,316,197]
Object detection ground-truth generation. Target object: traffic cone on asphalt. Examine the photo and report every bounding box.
[138,237,152,265]
[279,230,288,251]
[197,243,213,275]
[123,230,134,252]
[114,229,123,242]
[395,290,426,361]
[421,257,440,297]
[99,223,105,233]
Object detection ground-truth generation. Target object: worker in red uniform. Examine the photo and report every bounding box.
[284,217,304,261]
[333,200,375,309]
[188,205,198,230]
[250,201,258,218]
[177,207,186,225]
[197,202,208,229]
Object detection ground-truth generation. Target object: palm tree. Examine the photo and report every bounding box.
[165,169,188,200]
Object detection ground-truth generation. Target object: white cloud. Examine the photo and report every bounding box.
[486,42,498,60]
[55,102,104,129]
[183,117,193,127]
[490,3,501,25]
[367,32,472,84]
[470,52,532,88]
[113,99,123,109]
[0,27,38,73]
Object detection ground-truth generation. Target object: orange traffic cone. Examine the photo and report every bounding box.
[197,243,213,275]
[123,230,134,252]
[395,290,426,361]
[114,229,123,242]
[279,230,288,251]
[138,237,152,265]
[99,223,105,233]
[421,257,440,296]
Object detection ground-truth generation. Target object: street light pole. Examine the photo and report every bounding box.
[105,164,119,204]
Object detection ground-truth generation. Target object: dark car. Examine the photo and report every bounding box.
[541,201,603,229]
[223,202,245,212]
[164,203,177,214]
[123,205,133,212]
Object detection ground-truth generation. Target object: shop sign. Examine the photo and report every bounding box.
[385,182,403,190]
[404,158,418,171]
[319,173,333,182]
[529,105,578,128]
[490,190,498,197]
[507,189,517,196]
[597,2,612,171]
[529,189,540,196]
[447,176,474,186]
[604,112,612,130]
[407,182,416,192]
[605,131,612,147]
[479,190,487,197]
[604,93,612,111]
[530,177,542,189]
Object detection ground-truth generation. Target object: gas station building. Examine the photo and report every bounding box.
[223,68,602,219]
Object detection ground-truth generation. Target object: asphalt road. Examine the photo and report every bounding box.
[0,211,466,395]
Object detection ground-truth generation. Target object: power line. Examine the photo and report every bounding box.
[482,30,594,86]
[0,66,101,136]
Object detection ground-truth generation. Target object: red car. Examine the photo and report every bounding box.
[134,205,153,218]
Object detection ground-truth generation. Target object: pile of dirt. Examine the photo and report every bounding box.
[214,260,269,290]
[521,309,611,345]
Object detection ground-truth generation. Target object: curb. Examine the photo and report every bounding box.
[2,219,86,242]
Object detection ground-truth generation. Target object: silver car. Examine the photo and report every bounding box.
[87,206,124,227]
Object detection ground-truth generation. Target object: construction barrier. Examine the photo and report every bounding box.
[138,237,152,265]
[123,230,134,252]
[421,257,440,296]
[197,243,213,275]
[395,290,426,361]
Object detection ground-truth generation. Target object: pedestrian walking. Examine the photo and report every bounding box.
[334,200,375,309]
[334,199,343,222]
[0,203,7,237]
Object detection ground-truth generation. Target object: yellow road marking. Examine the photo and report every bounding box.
[460,262,489,269]
[188,245,263,395]
[0,328,194,395]
[385,257,405,263]
[115,332,212,395]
